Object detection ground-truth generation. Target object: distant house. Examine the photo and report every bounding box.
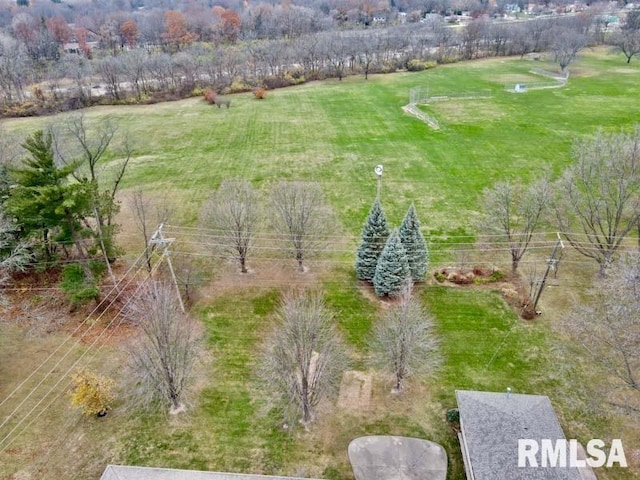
[63,42,82,55]
[421,13,442,23]
[504,3,521,13]
[456,390,590,480]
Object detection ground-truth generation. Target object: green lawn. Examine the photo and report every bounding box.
[4,48,638,236]
[1,48,639,479]
[113,277,628,480]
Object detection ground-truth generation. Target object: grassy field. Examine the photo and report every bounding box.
[1,48,639,479]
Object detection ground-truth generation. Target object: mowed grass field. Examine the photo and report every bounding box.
[1,48,639,479]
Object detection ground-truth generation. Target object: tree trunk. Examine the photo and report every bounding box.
[301,375,311,423]
[66,211,94,282]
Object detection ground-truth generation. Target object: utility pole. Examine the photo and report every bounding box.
[531,233,564,313]
[149,223,185,313]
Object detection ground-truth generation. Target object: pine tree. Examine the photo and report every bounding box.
[399,203,428,282]
[373,229,410,297]
[355,198,390,281]
[6,130,92,261]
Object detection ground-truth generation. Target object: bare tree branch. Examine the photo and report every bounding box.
[52,114,132,228]
[126,280,202,413]
[259,289,349,426]
[553,127,640,276]
[369,286,440,392]
[270,181,333,273]
[564,252,640,413]
[129,189,173,272]
[477,178,550,273]
[201,180,259,273]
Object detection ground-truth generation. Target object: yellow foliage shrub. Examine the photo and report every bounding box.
[70,368,115,416]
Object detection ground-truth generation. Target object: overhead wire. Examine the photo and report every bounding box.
[0,243,152,419]
[0,222,630,459]
[0,249,167,455]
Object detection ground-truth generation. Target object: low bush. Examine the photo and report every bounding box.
[520,307,536,320]
[489,270,505,282]
[70,368,116,416]
[446,407,460,424]
[60,262,102,309]
[263,76,296,90]
[253,87,267,99]
[204,89,217,104]
[191,87,206,97]
[228,79,252,94]
[406,59,437,72]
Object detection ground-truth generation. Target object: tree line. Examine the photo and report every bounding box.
[1,3,639,115]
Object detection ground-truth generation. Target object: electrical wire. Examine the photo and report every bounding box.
[0,244,151,415]
[0,251,166,455]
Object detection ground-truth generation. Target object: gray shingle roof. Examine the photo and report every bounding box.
[455,390,582,480]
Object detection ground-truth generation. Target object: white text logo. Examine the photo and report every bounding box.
[517,439,627,468]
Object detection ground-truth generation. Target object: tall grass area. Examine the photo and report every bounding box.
[1,48,638,479]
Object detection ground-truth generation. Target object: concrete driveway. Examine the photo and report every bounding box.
[348,436,447,480]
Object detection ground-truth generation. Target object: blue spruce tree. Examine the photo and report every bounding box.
[355,198,390,281]
[373,229,410,297]
[399,203,428,282]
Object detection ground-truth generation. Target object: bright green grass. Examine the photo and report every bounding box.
[118,279,601,480]
[424,286,550,401]
[3,49,638,237]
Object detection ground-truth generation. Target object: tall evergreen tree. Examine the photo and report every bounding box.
[399,203,428,282]
[373,229,410,297]
[6,130,92,261]
[355,198,390,281]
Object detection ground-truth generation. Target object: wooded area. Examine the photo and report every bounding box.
[0,0,639,115]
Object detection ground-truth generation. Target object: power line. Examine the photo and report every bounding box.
[0,252,166,455]
[0,244,153,427]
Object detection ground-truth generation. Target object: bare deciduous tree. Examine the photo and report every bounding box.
[553,127,640,276]
[201,180,258,273]
[52,114,132,261]
[270,181,332,273]
[549,27,587,73]
[564,253,640,413]
[259,290,348,426]
[610,29,640,64]
[370,287,439,392]
[477,178,550,273]
[126,281,202,413]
